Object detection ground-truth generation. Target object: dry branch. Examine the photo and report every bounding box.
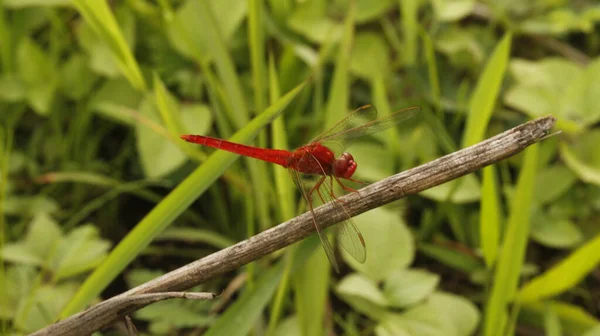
[31,115,557,336]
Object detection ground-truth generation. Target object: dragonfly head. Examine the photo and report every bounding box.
[334,152,357,178]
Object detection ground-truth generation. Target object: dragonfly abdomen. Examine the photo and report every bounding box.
[181,134,292,167]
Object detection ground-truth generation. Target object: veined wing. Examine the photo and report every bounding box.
[313,171,367,264]
[288,165,341,273]
[311,105,420,144]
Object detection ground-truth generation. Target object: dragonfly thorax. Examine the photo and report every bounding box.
[334,152,357,178]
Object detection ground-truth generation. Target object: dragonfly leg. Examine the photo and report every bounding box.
[308,176,327,205]
[328,176,348,204]
[334,175,360,194]
[346,177,367,185]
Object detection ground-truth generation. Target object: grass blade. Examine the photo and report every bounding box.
[518,233,600,303]
[60,79,308,317]
[461,32,512,147]
[483,143,539,336]
[324,1,355,128]
[481,165,501,267]
[72,0,146,91]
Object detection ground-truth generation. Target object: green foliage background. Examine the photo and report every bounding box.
[1,0,600,335]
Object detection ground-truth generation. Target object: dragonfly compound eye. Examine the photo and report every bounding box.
[335,153,357,178]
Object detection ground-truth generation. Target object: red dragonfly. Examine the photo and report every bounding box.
[181,104,420,272]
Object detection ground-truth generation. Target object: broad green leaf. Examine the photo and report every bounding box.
[534,164,577,206]
[88,78,143,125]
[0,266,37,320]
[431,0,475,22]
[384,269,440,308]
[376,313,411,336]
[420,175,481,203]
[518,233,600,302]
[341,208,414,281]
[287,0,342,43]
[429,291,480,336]
[336,273,389,319]
[16,37,58,115]
[480,166,501,267]
[349,32,390,80]
[51,225,111,281]
[168,0,247,61]
[462,32,512,147]
[0,75,26,102]
[24,213,62,259]
[3,196,59,217]
[136,95,187,178]
[61,79,307,317]
[560,131,600,186]
[530,212,583,249]
[435,27,484,71]
[14,282,79,333]
[393,303,448,336]
[483,144,538,336]
[59,53,98,100]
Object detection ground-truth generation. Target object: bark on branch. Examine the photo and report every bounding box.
[31,115,557,336]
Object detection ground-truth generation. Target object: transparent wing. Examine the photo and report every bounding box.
[287,166,341,273]
[315,173,367,263]
[309,105,420,156]
[288,152,367,271]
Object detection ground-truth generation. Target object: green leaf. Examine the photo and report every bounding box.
[429,291,480,336]
[287,0,342,43]
[384,269,440,308]
[399,0,419,66]
[420,175,481,203]
[336,273,389,320]
[349,32,390,80]
[518,233,600,303]
[72,0,147,90]
[61,79,307,317]
[521,301,600,336]
[15,282,79,333]
[530,212,583,249]
[480,166,501,267]
[462,32,512,147]
[205,235,320,336]
[136,95,187,178]
[0,74,26,102]
[483,144,539,336]
[293,248,329,336]
[341,208,414,281]
[534,164,577,206]
[418,243,483,273]
[3,0,70,7]
[560,130,600,186]
[59,53,98,100]
[51,225,111,281]
[16,37,58,115]
[24,213,62,260]
[88,78,143,125]
[431,0,475,22]
[167,0,247,61]
[324,1,355,128]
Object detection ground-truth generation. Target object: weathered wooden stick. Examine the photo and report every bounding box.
[31,115,556,336]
